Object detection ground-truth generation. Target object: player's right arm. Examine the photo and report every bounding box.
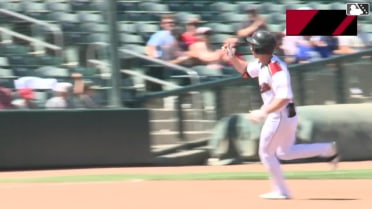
[221,42,250,77]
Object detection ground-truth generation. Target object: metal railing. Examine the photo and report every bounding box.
[0,27,62,53]
[119,48,201,85]
[0,9,64,56]
[88,59,181,89]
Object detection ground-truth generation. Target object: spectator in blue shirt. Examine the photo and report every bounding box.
[145,14,176,59]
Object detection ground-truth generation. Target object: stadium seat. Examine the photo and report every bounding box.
[35,66,70,78]
[0,45,30,56]
[118,22,138,33]
[217,13,246,23]
[117,1,139,11]
[206,23,235,34]
[268,24,285,32]
[37,55,64,66]
[136,23,159,42]
[139,2,169,12]
[0,57,9,68]
[78,12,104,23]
[0,68,14,78]
[308,2,330,10]
[7,55,39,67]
[121,44,146,54]
[118,12,157,22]
[189,1,211,12]
[87,33,110,43]
[2,2,22,12]
[168,2,191,12]
[49,12,80,32]
[46,2,72,13]
[120,33,144,44]
[81,23,109,33]
[330,2,345,10]
[269,13,286,25]
[210,2,239,13]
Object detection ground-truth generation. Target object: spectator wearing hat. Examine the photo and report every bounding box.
[186,27,225,70]
[237,8,268,39]
[181,18,200,48]
[45,82,73,109]
[12,88,39,109]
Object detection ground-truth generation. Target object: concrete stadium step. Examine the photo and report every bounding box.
[154,149,209,166]
[150,119,216,132]
[149,108,216,120]
[150,130,213,145]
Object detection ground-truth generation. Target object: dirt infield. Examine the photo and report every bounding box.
[0,161,371,209]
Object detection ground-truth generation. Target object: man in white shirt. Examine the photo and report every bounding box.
[222,30,339,199]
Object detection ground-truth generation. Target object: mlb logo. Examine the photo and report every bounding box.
[346,3,370,16]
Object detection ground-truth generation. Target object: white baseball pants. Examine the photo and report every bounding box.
[259,111,334,195]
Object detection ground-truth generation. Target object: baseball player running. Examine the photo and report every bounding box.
[222,30,339,200]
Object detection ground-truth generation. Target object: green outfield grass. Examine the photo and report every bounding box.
[1,169,372,183]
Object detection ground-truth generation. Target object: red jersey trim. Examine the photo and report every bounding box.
[268,62,282,76]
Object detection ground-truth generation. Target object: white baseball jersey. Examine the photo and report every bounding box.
[246,55,293,113]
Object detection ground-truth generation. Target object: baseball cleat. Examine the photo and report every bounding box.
[327,141,340,170]
[259,192,291,200]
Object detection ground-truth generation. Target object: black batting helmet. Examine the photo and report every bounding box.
[245,30,277,54]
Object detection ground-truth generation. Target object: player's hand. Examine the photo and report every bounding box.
[248,109,268,123]
[221,42,236,61]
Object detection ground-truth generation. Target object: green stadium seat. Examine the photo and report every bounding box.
[206,23,235,34]
[217,13,246,23]
[139,2,169,12]
[175,12,199,24]
[136,23,159,41]
[120,33,144,44]
[0,45,30,56]
[168,2,191,12]
[117,1,139,11]
[81,23,109,33]
[118,12,157,22]
[361,24,372,33]
[308,2,330,10]
[36,66,70,78]
[46,2,72,12]
[37,56,64,66]
[78,12,104,23]
[70,0,95,11]
[121,44,146,54]
[210,2,239,13]
[269,13,286,25]
[0,57,9,68]
[236,2,259,14]
[118,22,138,33]
[87,33,110,43]
[2,2,22,12]
[49,12,80,32]
[7,55,39,67]
[0,68,14,78]
[268,24,285,32]
[189,1,212,12]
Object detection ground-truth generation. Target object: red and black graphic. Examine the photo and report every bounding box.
[286,10,357,36]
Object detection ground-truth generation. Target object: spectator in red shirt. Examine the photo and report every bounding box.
[181,18,200,49]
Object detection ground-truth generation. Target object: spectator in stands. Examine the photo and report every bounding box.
[294,36,321,63]
[236,8,268,39]
[11,88,39,109]
[145,14,176,59]
[181,17,200,49]
[71,73,100,108]
[45,82,73,109]
[186,27,225,71]
[333,35,365,55]
[309,36,338,58]
[161,26,191,65]
[0,87,14,110]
